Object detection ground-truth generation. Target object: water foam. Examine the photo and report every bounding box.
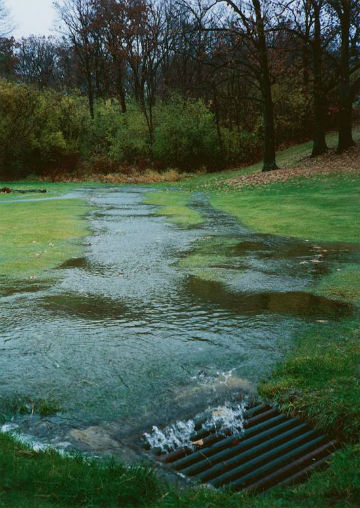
[144,399,247,454]
[144,419,196,454]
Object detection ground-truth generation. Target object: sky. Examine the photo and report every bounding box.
[6,0,58,39]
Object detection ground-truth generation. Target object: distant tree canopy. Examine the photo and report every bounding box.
[0,0,359,177]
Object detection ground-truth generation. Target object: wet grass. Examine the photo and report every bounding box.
[0,396,61,423]
[209,172,360,243]
[314,264,360,304]
[1,427,359,508]
[0,433,159,508]
[260,318,360,442]
[0,182,89,278]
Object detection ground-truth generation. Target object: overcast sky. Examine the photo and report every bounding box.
[6,0,58,39]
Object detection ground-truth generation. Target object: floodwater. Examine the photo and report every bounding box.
[0,187,357,457]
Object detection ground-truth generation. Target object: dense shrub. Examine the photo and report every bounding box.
[0,80,279,179]
[107,102,151,165]
[220,127,261,165]
[152,97,222,170]
[0,80,89,179]
[0,80,38,178]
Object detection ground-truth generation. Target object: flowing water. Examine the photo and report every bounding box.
[0,187,357,458]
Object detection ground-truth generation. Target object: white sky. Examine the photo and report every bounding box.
[6,0,58,39]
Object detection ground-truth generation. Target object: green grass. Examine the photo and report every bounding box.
[144,190,203,225]
[209,172,360,243]
[0,183,89,278]
[0,433,159,508]
[259,318,360,442]
[315,264,360,304]
[1,431,359,508]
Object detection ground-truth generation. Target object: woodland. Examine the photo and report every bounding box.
[0,0,359,179]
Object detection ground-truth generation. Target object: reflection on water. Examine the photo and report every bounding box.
[0,187,358,455]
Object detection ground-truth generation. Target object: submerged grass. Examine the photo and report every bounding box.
[144,190,203,225]
[0,396,61,422]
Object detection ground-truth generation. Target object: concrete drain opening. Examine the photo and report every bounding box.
[145,404,337,493]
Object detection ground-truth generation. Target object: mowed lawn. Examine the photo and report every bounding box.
[0,184,89,279]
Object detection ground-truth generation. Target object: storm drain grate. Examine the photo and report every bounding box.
[148,404,337,493]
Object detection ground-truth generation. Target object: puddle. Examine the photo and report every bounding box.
[187,278,353,319]
[40,294,131,320]
[0,187,358,456]
[0,279,50,298]
[58,257,89,270]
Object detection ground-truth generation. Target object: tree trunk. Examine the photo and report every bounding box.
[88,78,94,119]
[114,58,127,113]
[337,4,354,152]
[253,0,278,172]
[119,88,127,114]
[85,58,94,119]
[261,77,278,172]
[311,4,327,157]
[118,70,126,114]
[213,87,224,153]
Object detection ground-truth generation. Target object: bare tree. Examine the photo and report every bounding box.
[16,36,59,89]
[55,0,101,118]
[205,0,279,171]
[326,0,360,152]
[282,0,331,156]
[92,0,128,113]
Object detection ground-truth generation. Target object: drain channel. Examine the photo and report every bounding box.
[147,405,336,492]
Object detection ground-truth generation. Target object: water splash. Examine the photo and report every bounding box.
[144,419,196,454]
[204,400,247,436]
[1,422,48,452]
[1,422,71,455]
[144,399,247,454]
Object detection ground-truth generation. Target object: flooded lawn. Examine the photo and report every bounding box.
[0,187,357,456]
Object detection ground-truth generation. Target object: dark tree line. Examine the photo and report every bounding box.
[1,0,360,172]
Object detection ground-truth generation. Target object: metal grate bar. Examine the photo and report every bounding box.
[245,440,336,492]
[228,435,328,490]
[160,406,278,465]
[191,420,306,480]
[149,405,336,493]
[171,414,289,472]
